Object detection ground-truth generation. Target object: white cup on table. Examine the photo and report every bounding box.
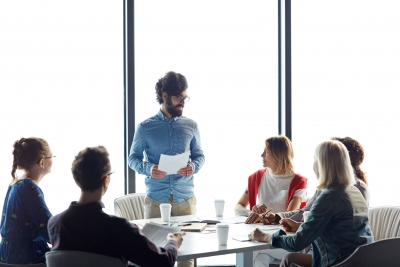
[214,199,225,217]
[160,203,172,222]
[303,211,310,222]
[216,223,229,246]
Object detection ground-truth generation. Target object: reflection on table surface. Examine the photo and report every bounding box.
[131,215,291,264]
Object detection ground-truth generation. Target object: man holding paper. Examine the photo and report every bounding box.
[128,71,205,221]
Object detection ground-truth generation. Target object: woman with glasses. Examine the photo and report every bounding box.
[248,140,373,267]
[0,137,54,264]
[234,135,308,267]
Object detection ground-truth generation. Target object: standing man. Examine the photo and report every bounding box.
[128,71,205,220]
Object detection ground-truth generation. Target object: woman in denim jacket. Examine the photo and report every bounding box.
[248,140,373,267]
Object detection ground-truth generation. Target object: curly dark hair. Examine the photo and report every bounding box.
[331,137,367,185]
[71,146,111,192]
[11,137,50,180]
[155,71,188,104]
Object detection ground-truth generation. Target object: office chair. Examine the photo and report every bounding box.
[114,193,146,221]
[331,237,400,267]
[45,250,126,267]
[0,264,46,267]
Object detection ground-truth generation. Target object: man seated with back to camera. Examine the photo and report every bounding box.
[47,146,185,267]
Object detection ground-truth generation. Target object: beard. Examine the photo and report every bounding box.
[166,97,183,117]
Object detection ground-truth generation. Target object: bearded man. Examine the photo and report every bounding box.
[128,71,205,225]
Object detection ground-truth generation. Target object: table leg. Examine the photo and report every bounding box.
[236,251,253,267]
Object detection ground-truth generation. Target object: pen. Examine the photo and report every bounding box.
[255,208,273,223]
[178,223,192,226]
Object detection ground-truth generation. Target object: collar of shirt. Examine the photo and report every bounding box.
[156,109,181,121]
[69,201,105,211]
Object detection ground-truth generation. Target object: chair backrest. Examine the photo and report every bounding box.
[0,264,46,267]
[331,237,400,267]
[45,250,126,267]
[369,206,400,240]
[114,193,146,221]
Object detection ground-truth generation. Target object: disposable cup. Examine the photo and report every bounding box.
[214,199,225,217]
[160,203,172,222]
[303,211,310,222]
[216,223,229,246]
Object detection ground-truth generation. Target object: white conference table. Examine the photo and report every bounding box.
[132,216,285,267]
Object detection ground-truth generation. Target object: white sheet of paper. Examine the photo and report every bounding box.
[260,225,281,231]
[158,151,190,175]
[141,222,182,247]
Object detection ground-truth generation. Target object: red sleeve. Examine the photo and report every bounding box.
[286,174,308,210]
[248,169,267,210]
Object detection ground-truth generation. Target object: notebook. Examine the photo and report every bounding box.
[176,222,208,232]
[176,215,221,224]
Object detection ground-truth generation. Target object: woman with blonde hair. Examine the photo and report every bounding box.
[235,135,308,216]
[0,137,54,264]
[248,140,373,267]
[235,135,308,267]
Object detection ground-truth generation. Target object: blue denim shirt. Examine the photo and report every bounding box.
[128,110,205,203]
[270,185,373,267]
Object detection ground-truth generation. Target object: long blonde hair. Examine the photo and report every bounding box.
[315,140,355,190]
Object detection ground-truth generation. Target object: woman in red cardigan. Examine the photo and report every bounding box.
[235,135,308,267]
[235,135,308,217]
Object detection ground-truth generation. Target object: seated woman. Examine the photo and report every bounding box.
[48,146,185,267]
[248,140,374,267]
[235,135,308,216]
[0,137,54,264]
[266,136,369,224]
[234,135,308,267]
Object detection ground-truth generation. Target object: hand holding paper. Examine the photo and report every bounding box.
[177,164,193,177]
[158,151,190,175]
[151,165,167,179]
[167,231,186,248]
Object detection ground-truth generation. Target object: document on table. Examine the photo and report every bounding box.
[158,151,190,175]
[141,222,182,247]
[260,225,281,231]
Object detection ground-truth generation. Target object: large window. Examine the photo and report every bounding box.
[292,0,400,205]
[0,1,124,217]
[134,0,279,215]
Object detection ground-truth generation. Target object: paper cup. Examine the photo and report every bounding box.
[160,203,172,222]
[214,199,225,217]
[216,223,229,246]
[303,211,310,222]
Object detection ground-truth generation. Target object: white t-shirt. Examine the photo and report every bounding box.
[257,168,307,213]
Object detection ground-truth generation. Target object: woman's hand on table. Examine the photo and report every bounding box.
[279,218,302,232]
[262,213,276,224]
[252,204,267,214]
[248,228,270,243]
[167,231,186,248]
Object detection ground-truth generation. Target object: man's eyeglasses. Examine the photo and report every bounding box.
[107,170,115,177]
[174,95,190,103]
